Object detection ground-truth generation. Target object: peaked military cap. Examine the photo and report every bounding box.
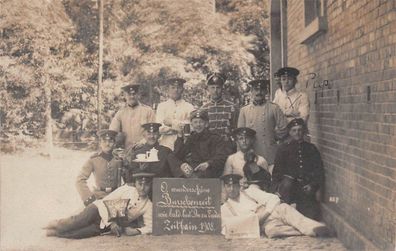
[167,78,187,86]
[287,118,305,130]
[220,173,243,185]
[277,67,300,78]
[142,122,162,133]
[206,72,226,86]
[121,84,140,94]
[190,109,209,121]
[97,129,118,140]
[232,127,256,137]
[132,170,155,182]
[248,79,270,90]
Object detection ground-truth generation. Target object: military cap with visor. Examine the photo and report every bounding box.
[206,72,226,86]
[220,173,243,185]
[248,79,270,90]
[167,78,187,86]
[132,170,155,182]
[287,118,305,131]
[277,67,300,78]
[141,122,162,133]
[121,84,140,94]
[232,127,256,138]
[190,109,209,121]
[97,129,118,140]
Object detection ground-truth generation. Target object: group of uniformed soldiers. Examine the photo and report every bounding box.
[45,67,332,239]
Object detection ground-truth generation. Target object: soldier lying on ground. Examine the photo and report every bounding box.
[221,174,332,238]
[44,169,154,239]
[76,130,123,206]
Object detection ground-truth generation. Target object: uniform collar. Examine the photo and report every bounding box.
[127,102,140,109]
[144,142,159,148]
[168,98,184,105]
[210,98,223,105]
[99,151,113,161]
[284,88,297,97]
[252,100,266,106]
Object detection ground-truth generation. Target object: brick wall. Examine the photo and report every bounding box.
[285,0,396,250]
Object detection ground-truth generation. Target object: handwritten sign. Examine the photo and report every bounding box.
[152,178,221,235]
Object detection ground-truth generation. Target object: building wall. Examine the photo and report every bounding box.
[284,0,396,250]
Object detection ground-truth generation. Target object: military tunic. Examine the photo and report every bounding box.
[76,152,122,203]
[273,88,310,123]
[237,102,288,165]
[109,103,155,149]
[200,98,239,139]
[125,143,173,177]
[272,140,324,191]
[155,99,194,150]
[168,129,228,178]
[271,140,324,220]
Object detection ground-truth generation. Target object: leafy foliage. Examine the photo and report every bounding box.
[0,0,269,151]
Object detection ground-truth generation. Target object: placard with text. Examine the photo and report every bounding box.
[152,178,221,235]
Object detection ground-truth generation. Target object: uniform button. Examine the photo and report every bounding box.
[299,165,303,168]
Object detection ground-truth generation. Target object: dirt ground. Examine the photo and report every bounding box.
[0,147,347,251]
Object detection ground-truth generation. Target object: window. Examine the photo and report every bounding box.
[300,0,327,44]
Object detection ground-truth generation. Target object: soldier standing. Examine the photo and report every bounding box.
[155,78,194,150]
[201,72,238,149]
[109,83,155,149]
[238,80,288,166]
[273,67,310,123]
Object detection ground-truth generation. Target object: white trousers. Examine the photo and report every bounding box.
[262,203,325,238]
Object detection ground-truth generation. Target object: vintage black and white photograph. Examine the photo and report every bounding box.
[0,0,395,250]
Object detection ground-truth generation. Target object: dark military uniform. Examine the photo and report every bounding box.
[168,129,228,178]
[201,99,239,140]
[272,140,324,220]
[76,152,122,205]
[125,143,173,178]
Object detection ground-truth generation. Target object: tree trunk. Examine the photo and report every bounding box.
[44,77,53,159]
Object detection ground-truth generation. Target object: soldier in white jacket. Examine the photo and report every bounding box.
[45,170,154,239]
[156,78,194,150]
[220,174,332,238]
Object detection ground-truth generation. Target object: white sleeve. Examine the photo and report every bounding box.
[137,202,153,234]
[245,187,280,216]
[257,156,270,173]
[109,110,122,132]
[221,204,234,235]
[223,156,233,175]
[156,103,173,133]
[298,92,310,122]
[170,103,194,131]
